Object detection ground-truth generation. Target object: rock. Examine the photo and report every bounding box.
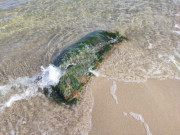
[48,31,127,105]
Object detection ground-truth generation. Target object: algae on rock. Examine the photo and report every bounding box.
[47,31,127,105]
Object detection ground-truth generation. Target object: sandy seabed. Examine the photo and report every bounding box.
[88,77,180,135]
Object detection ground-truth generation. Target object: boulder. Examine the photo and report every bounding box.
[47,31,127,105]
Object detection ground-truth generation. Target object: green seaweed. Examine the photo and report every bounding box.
[48,31,127,105]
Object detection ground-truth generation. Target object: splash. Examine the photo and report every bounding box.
[0,64,63,112]
[38,65,63,89]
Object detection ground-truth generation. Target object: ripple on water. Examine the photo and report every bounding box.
[0,84,94,135]
[0,0,180,134]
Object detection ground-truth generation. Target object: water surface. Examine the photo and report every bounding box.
[0,0,180,134]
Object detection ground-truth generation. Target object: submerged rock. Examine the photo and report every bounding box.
[47,31,127,105]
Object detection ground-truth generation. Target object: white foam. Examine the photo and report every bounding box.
[0,64,64,112]
[147,40,153,49]
[0,83,14,96]
[175,76,180,80]
[158,54,164,58]
[110,81,118,104]
[174,50,180,59]
[38,64,64,89]
[175,12,180,16]
[89,67,100,77]
[156,53,180,79]
[173,31,180,35]
[129,112,145,122]
[175,24,180,29]
[129,112,152,135]
[169,55,180,71]
[2,86,43,109]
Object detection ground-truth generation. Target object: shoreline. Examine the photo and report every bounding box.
[88,77,180,135]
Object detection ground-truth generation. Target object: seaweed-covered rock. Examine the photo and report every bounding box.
[49,31,127,105]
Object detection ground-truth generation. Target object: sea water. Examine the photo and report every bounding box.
[0,0,180,134]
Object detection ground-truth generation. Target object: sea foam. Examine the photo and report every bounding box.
[175,24,180,29]
[110,81,118,104]
[169,55,180,71]
[0,64,63,112]
[175,12,180,16]
[147,40,153,49]
[129,112,152,135]
[38,65,63,89]
[173,31,180,35]
[123,112,152,135]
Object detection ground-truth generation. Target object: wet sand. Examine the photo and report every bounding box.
[89,77,180,135]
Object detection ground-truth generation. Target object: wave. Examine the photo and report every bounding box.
[0,64,63,112]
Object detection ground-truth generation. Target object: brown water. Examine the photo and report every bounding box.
[0,0,180,134]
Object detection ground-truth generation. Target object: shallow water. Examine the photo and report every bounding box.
[0,0,180,134]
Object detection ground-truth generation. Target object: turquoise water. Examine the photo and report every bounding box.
[0,0,180,134]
